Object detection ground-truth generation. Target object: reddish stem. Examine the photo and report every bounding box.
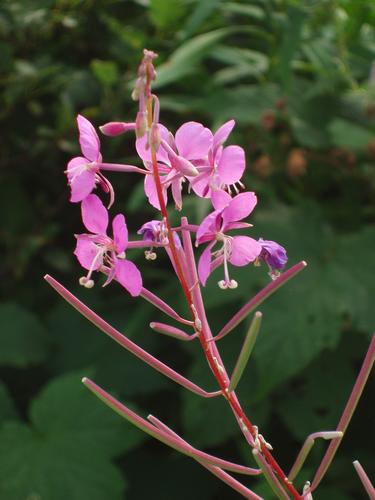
[146,94,301,498]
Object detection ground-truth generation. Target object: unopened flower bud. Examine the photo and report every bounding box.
[99,122,136,137]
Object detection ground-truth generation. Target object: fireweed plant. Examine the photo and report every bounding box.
[45,51,375,499]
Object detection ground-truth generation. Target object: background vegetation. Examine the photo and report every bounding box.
[1,0,374,498]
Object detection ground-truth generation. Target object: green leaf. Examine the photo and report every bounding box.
[123,449,220,500]
[277,6,307,89]
[329,118,374,151]
[275,342,355,441]
[0,383,17,424]
[192,84,279,126]
[46,301,169,396]
[289,82,339,149]
[331,226,375,332]
[251,206,375,397]
[0,303,49,367]
[179,0,221,40]
[154,28,240,88]
[221,2,265,21]
[0,372,146,500]
[0,422,125,500]
[91,59,119,87]
[149,0,187,31]
[229,312,262,392]
[181,356,238,447]
[201,204,375,400]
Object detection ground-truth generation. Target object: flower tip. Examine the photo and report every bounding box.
[43,274,51,281]
[149,322,156,329]
[302,260,308,267]
[255,311,262,318]
[81,376,88,384]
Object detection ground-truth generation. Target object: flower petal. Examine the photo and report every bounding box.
[213,120,235,149]
[115,259,142,297]
[259,238,288,270]
[67,157,97,202]
[229,236,262,267]
[66,156,88,181]
[222,192,257,224]
[77,115,101,162]
[74,235,102,270]
[144,174,168,210]
[175,122,213,160]
[218,145,245,185]
[190,172,211,198]
[171,178,183,211]
[211,190,231,211]
[198,242,214,286]
[136,123,170,163]
[196,210,220,244]
[81,194,108,234]
[112,214,128,253]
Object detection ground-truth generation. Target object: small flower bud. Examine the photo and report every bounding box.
[99,122,135,137]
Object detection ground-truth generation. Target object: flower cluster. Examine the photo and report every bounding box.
[65,53,287,294]
[50,49,373,500]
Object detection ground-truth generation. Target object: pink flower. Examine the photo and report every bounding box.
[74,194,142,296]
[136,122,213,210]
[190,120,246,198]
[66,115,114,204]
[196,190,261,288]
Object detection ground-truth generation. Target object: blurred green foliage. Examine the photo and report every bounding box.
[0,0,374,498]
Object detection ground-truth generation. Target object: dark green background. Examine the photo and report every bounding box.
[1,0,374,498]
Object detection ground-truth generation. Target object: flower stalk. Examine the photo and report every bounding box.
[46,49,374,499]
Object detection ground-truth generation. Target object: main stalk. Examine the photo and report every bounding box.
[145,84,301,498]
